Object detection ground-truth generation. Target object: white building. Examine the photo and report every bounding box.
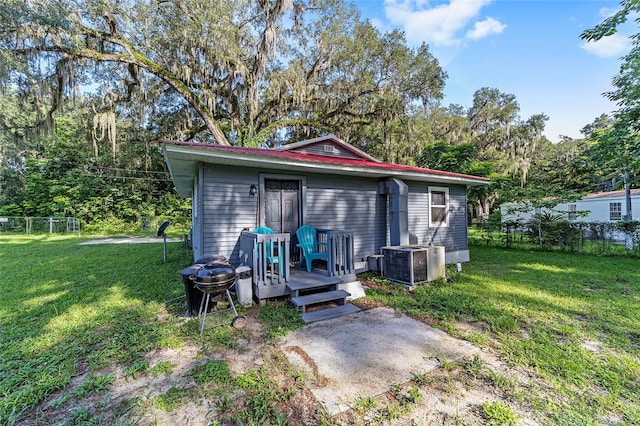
[501,189,640,244]
[501,189,640,223]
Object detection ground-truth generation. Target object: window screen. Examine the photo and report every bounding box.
[429,187,449,227]
[610,202,622,221]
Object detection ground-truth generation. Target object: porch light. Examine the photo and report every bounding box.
[249,184,258,197]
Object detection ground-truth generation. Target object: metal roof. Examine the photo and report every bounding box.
[583,188,640,200]
[161,139,490,198]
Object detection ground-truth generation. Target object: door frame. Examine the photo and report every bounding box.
[259,173,306,229]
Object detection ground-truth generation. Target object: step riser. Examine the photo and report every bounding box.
[287,277,342,298]
[301,304,361,323]
[296,298,346,314]
[291,290,350,308]
[288,281,360,323]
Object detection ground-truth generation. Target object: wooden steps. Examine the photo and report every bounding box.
[291,290,350,313]
[287,276,342,297]
[301,304,361,323]
[287,274,360,323]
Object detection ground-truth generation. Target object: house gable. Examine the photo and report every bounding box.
[274,134,380,162]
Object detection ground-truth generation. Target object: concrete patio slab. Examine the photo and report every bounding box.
[280,307,478,415]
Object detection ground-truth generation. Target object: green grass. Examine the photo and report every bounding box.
[363,246,640,424]
[2,235,640,424]
[257,300,305,340]
[0,234,195,423]
[0,234,306,425]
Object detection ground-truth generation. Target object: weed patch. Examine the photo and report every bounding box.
[189,359,233,385]
[153,387,192,412]
[257,301,304,340]
[483,400,520,425]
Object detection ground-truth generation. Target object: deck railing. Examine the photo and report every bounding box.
[239,231,290,286]
[239,227,353,285]
[316,229,354,277]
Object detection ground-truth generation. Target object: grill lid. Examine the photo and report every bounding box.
[193,262,236,284]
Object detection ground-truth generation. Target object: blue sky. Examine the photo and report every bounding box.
[351,0,633,142]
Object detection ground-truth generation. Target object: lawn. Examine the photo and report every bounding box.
[0,235,638,425]
[361,247,640,424]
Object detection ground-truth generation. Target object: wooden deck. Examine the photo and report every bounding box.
[287,268,343,296]
[252,267,341,303]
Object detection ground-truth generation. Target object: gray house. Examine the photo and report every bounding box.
[162,135,488,318]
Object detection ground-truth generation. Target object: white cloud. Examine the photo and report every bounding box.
[369,16,387,32]
[598,6,619,18]
[383,0,502,46]
[466,17,506,40]
[581,33,630,58]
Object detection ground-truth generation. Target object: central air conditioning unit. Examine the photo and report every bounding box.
[381,245,445,286]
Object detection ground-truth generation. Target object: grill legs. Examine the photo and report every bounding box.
[197,289,240,333]
[198,292,211,334]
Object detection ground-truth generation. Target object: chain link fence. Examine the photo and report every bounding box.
[0,217,81,235]
[470,219,640,257]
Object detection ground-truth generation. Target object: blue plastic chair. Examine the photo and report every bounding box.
[253,226,283,275]
[295,225,328,272]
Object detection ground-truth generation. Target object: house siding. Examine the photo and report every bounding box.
[198,164,469,266]
[556,197,640,222]
[303,173,387,262]
[502,194,640,223]
[200,165,260,263]
[407,183,468,253]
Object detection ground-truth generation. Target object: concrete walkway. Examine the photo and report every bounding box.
[280,307,478,415]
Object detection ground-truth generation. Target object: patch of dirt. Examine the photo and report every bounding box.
[25,294,554,426]
[351,297,381,310]
[580,339,602,354]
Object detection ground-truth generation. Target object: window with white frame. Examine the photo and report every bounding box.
[610,202,622,220]
[429,186,449,227]
[568,204,577,220]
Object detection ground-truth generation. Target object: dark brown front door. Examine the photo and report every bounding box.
[264,179,300,235]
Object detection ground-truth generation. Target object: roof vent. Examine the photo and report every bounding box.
[323,144,338,154]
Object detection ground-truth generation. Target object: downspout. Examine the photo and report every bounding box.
[381,178,409,246]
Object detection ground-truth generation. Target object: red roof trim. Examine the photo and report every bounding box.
[160,140,490,183]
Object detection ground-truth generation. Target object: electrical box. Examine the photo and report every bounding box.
[381,245,445,285]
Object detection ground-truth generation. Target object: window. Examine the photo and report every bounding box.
[610,202,622,221]
[429,187,449,227]
[568,204,577,221]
